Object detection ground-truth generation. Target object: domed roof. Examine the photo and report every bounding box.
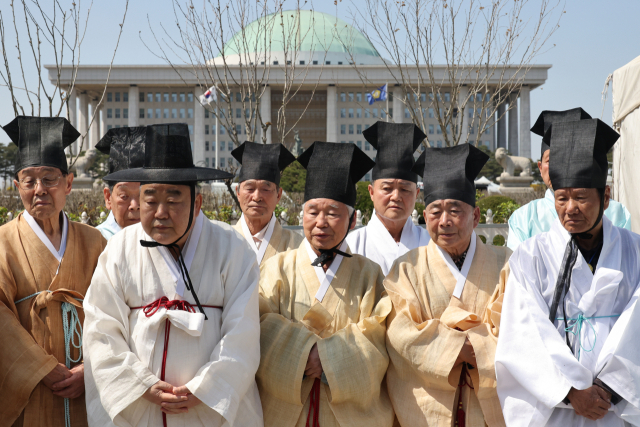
[217,10,383,65]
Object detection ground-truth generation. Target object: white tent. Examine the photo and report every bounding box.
[612,55,640,233]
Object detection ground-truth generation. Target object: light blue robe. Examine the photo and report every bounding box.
[95,211,122,241]
[507,189,632,250]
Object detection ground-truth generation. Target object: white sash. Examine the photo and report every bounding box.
[436,231,477,299]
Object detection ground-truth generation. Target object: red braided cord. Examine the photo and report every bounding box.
[306,378,321,427]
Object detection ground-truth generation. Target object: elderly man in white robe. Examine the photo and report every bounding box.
[95,126,146,240]
[83,124,263,427]
[347,122,430,275]
[496,118,640,427]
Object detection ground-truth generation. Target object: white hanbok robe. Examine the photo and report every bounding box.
[83,216,263,427]
[346,214,430,276]
[496,216,640,427]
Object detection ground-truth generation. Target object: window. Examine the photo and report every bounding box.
[349,141,354,145]
[107,125,112,130]
[235,92,241,102]
[188,125,193,134]
[486,93,491,102]
[205,125,209,135]
[188,108,194,119]
[312,60,318,65]
[172,108,177,119]
[356,93,362,102]
[340,125,346,135]
[180,93,186,102]
[429,124,434,134]
[220,158,226,168]
[115,108,121,119]
[349,124,354,134]
[420,93,427,102]
[107,108,113,118]
[437,140,443,148]
[245,109,250,118]
[236,108,241,119]
[180,108,185,119]
[205,141,209,151]
[204,108,209,119]
[340,92,346,102]
[428,108,434,118]
[163,109,169,119]
[115,125,121,129]
[348,108,354,118]
[485,127,490,135]
[476,93,483,102]
[172,93,177,103]
[446,124,451,134]
[115,92,120,102]
[220,126,225,135]
[139,108,144,119]
[365,173,371,181]
[381,109,387,119]
[365,142,370,151]
[123,108,129,119]
[389,108,393,118]
[365,108,370,118]
[356,108,362,118]
[470,125,475,135]
[469,108,474,118]
[107,93,113,102]
[324,61,329,65]
[372,108,378,118]
[147,108,152,119]
[187,93,193,103]
[340,108,346,118]
[357,141,362,149]
[155,109,161,119]
[300,60,305,65]
[228,141,233,151]
[123,92,128,102]
[404,108,410,119]
[161,93,167,103]
[437,126,442,135]
[205,158,209,167]
[139,92,144,102]
[348,92,354,102]
[212,125,216,135]
[155,93,161,103]
[356,124,362,134]
[147,93,153,103]
[389,92,394,102]
[236,125,241,135]
[220,141,225,151]
[341,141,346,144]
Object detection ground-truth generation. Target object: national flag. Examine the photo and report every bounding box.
[199,86,218,105]
[366,84,388,105]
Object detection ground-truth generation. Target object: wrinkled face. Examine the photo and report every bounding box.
[303,198,354,251]
[555,187,610,234]
[236,179,282,221]
[538,150,551,188]
[104,182,141,228]
[140,183,203,246]
[14,166,73,221]
[424,199,480,255]
[369,179,419,222]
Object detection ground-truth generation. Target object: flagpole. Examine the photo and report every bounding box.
[386,82,389,123]
[215,107,219,170]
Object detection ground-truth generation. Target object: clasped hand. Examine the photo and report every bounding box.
[143,381,202,414]
[568,386,611,421]
[43,363,85,399]
[305,343,323,380]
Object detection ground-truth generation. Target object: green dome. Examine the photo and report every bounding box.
[220,10,381,61]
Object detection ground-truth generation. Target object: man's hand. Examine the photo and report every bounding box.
[455,337,476,367]
[159,385,202,415]
[52,363,85,399]
[304,343,323,379]
[568,386,611,420]
[42,363,72,390]
[143,381,187,408]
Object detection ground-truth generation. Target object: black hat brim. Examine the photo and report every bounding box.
[103,166,233,183]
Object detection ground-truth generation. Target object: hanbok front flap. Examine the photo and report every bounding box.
[440,305,482,331]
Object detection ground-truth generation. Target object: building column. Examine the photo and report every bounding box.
[193,86,205,167]
[67,88,77,127]
[89,97,100,148]
[326,85,337,142]
[496,99,507,149]
[392,85,403,123]
[77,91,89,154]
[459,86,469,144]
[128,85,139,127]
[508,92,519,155]
[519,85,531,159]
[491,95,497,151]
[261,85,272,144]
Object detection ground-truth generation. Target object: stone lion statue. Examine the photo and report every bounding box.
[495,147,531,177]
[69,147,99,178]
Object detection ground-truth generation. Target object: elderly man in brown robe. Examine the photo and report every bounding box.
[231,142,302,266]
[384,144,510,427]
[0,116,106,427]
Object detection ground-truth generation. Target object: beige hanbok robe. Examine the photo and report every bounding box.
[385,236,510,427]
[233,215,303,266]
[0,213,106,427]
[257,242,395,427]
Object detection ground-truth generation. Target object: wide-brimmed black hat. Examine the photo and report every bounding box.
[531,108,592,158]
[412,144,489,207]
[297,141,374,207]
[546,119,619,190]
[103,123,232,183]
[1,116,79,174]
[96,126,147,183]
[362,121,426,183]
[231,141,296,185]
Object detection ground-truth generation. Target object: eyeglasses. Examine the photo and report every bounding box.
[18,175,64,190]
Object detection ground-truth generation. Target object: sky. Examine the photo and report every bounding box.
[1,0,639,160]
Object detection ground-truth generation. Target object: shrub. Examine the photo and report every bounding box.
[477,195,518,224]
[280,162,306,193]
[355,181,373,224]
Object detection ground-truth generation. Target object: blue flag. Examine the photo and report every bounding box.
[366,84,387,105]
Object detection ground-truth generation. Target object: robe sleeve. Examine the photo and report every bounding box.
[256,258,318,406]
[495,249,594,425]
[83,248,162,421]
[507,207,529,250]
[316,274,392,405]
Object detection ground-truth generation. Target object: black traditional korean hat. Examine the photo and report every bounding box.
[531,108,592,158]
[412,144,489,207]
[103,123,232,320]
[297,141,375,266]
[231,141,296,185]
[1,116,80,174]
[362,121,426,183]
[95,126,147,183]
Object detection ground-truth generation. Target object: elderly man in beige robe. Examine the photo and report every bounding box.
[231,141,302,266]
[385,144,510,427]
[257,141,395,427]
